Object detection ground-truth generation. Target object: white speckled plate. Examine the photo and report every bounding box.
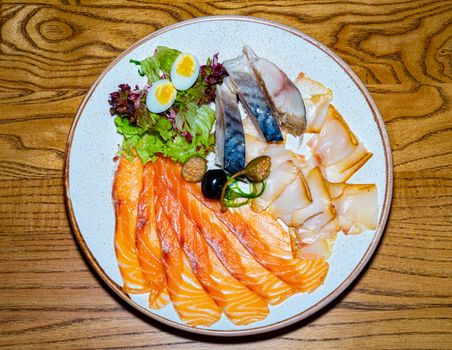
[65,16,393,336]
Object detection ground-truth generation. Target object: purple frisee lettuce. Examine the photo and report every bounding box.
[199,53,228,103]
[108,84,149,124]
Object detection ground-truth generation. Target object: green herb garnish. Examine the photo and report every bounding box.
[223,179,266,208]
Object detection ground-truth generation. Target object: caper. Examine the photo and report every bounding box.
[242,156,271,182]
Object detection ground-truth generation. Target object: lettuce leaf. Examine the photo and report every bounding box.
[115,117,145,137]
[178,102,215,145]
[154,117,175,141]
[164,136,197,162]
[135,133,165,163]
[136,110,159,130]
[114,104,215,164]
[174,76,205,107]
[139,56,161,84]
[130,57,161,84]
[154,46,181,75]
[131,46,180,82]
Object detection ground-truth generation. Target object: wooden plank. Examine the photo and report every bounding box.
[0,1,451,349]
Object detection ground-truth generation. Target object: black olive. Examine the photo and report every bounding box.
[201,169,228,199]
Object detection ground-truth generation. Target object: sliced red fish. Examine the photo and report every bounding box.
[155,158,297,303]
[136,162,169,309]
[238,206,293,259]
[113,157,148,294]
[157,158,329,293]
[155,196,221,327]
[154,176,269,325]
[219,204,329,293]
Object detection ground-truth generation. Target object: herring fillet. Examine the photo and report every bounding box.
[154,176,269,325]
[215,82,246,174]
[223,54,283,142]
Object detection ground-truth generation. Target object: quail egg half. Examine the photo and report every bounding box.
[170,53,200,91]
[146,79,177,113]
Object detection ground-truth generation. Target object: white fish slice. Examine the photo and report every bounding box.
[328,183,378,235]
[294,72,333,133]
[308,106,372,183]
[251,160,298,212]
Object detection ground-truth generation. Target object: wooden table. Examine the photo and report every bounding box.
[1,1,451,349]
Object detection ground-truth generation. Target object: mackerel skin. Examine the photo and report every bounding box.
[215,82,246,174]
[223,55,283,142]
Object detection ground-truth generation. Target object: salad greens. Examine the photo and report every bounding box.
[114,106,215,164]
[130,46,181,83]
[109,46,227,164]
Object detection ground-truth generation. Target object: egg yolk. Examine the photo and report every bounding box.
[176,55,195,77]
[155,82,176,104]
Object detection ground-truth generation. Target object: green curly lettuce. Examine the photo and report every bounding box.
[114,102,215,164]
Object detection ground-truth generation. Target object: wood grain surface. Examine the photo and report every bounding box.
[1,1,451,349]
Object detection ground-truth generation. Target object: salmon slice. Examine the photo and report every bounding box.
[113,157,148,294]
[237,206,293,259]
[155,196,221,327]
[158,158,329,293]
[155,158,296,304]
[136,162,169,309]
[154,176,269,325]
[231,207,329,292]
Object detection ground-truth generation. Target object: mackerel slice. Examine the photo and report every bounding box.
[215,81,246,174]
[223,54,283,142]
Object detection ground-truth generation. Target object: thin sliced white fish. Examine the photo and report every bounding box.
[295,73,331,97]
[251,160,298,212]
[308,106,372,183]
[297,218,338,245]
[296,235,337,260]
[265,143,306,169]
[323,143,373,183]
[245,134,267,163]
[332,184,378,234]
[269,170,311,224]
[289,167,332,226]
[294,73,333,133]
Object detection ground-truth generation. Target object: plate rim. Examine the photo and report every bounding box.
[64,15,393,337]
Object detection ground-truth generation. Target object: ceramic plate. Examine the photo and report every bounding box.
[65,16,393,336]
